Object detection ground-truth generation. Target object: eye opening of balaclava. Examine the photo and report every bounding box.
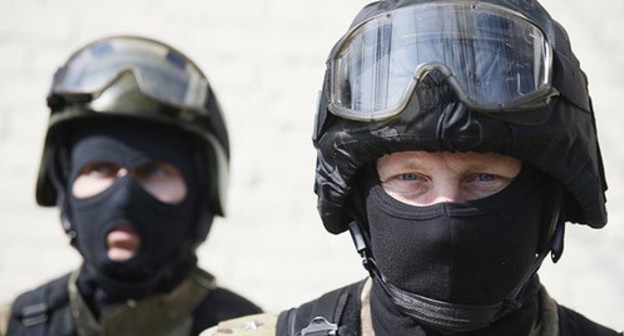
[349,160,562,333]
[52,119,213,305]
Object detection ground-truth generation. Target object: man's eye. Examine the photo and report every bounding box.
[400,173,419,181]
[94,166,114,174]
[138,162,173,178]
[82,163,118,177]
[142,164,165,177]
[462,173,515,199]
[477,173,495,182]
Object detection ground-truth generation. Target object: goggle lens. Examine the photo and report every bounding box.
[51,36,208,112]
[328,2,556,121]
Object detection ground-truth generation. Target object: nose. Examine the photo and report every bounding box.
[107,175,137,212]
[430,179,463,204]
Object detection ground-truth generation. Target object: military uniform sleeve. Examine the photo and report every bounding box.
[200,313,278,336]
[0,302,11,336]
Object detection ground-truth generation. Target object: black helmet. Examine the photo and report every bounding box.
[37,35,230,217]
[313,0,607,235]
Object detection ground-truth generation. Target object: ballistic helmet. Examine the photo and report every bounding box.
[313,0,607,234]
[37,35,229,217]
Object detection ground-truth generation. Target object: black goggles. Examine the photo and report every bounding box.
[49,36,209,112]
[326,1,559,122]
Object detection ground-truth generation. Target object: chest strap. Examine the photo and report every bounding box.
[276,280,365,336]
[8,273,72,336]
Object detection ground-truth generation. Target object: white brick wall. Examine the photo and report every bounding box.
[0,0,622,330]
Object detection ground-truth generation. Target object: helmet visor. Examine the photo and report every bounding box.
[52,36,208,112]
[328,2,556,121]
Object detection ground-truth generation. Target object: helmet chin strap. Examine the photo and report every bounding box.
[348,220,564,333]
[46,145,79,247]
[550,220,565,263]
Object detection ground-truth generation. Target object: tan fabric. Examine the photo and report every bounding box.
[200,313,278,336]
[359,278,374,336]
[70,267,216,336]
[0,302,10,336]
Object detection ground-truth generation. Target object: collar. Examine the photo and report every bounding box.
[69,267,216,336]
[359,278,560,336]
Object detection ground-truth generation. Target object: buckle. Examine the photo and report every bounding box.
[300,316,338,336]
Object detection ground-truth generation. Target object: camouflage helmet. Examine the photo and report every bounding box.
[37,35,230,217]
[313,0,607,235]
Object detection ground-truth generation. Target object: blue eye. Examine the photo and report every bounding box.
[477,174,495,182]
[400,173,419,181]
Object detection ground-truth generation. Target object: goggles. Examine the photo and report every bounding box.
[49,36,209,112]
[327,1,559,121]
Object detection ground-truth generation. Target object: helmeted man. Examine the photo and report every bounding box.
[201,0,621,335]
[0,35,261,336]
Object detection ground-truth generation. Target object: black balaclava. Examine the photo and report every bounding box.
[369,276,540,336]
[365,164,550,334]
[64,122,209,310]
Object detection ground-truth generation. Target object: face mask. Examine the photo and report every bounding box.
[65,123,207,300]
[365,165,548,332]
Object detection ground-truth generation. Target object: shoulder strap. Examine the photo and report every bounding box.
[276,280,365,336]
[8,273,72,336]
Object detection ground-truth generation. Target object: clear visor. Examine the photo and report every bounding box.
[328,2,556,121]
[52,36,208,111]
